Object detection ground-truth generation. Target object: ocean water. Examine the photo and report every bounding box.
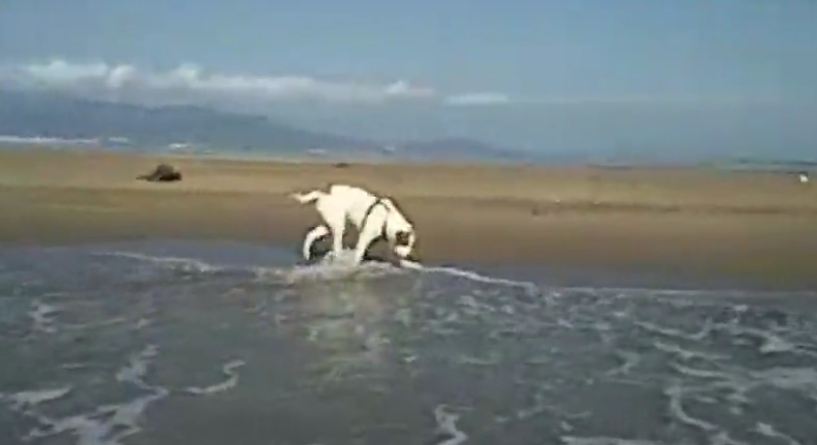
[1,241,816,445]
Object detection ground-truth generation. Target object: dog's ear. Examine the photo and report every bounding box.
[395,230,412,246]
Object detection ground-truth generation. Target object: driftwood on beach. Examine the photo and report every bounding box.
[137,164,182,182]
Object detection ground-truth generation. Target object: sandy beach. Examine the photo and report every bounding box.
[1,148,816,289]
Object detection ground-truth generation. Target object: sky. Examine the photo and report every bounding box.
[1,0,816,161]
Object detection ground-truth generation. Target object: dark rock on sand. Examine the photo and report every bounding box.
[138,164,182,182]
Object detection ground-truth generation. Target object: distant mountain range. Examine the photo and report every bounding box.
[0,90,533,162]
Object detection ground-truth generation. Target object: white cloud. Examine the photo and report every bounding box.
[0,59,439,106]
[445,92,510,106]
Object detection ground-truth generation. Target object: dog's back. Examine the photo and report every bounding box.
[327,184,378,227]
[292,184,377,226]
[328,184,374,202]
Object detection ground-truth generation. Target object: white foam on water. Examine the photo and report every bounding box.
[94,248,416,285]
[60,363,89,370]
[635,320,712,342]
[561,436,660,445]
[22,344,169,445]
[726,326,802,356]
[670,360,817,418]
[29,300,60,334]
[282,249,404,284]
[663,382,755,444]
[752,367,817,392]
[98,246,542,294]
[250,265,288,282]
[95,251,222,273]
[664,382,717,433]
[417,264,537,292]
[0,386,72,409]
[116,344,159,385]
[456,353,500,367]
[605,351,641,376]
[185,359,246,395]
[63,316,128,331]
[514,400,551,421]
[758,334,797,354]
[653,340,724,362]
[558,286,817,303]
[753,422,801,445]
[671,362,731,380]
[709,431,749,445]
[433,404,468,445]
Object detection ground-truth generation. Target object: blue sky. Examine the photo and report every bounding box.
[2,0,816,160]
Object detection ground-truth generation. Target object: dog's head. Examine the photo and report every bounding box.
[382,198,418,262]
[392,229,416,260]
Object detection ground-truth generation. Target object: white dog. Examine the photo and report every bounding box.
[291,184,417,265]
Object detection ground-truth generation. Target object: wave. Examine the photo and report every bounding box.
[91,248,817,300]
[280,250,405,284]
[96,248,541,292]
[433,404,468,445]
[29,299,59,334]
[753,422,802,445]
[0,135,101,145]
[184,359,246,395]
[95,251,224,273]
[0,344,168,445]
[412,263,537,291]
[0,386,72,409]
[561,436,660,445]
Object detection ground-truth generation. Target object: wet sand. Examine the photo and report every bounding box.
[1,149,816,289]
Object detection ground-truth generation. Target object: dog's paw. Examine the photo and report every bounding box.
[398,259,423,270]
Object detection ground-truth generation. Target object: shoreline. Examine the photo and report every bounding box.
[4,144,817,172]
[2,148,816,290]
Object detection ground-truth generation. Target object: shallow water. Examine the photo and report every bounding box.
[1,241,816,445]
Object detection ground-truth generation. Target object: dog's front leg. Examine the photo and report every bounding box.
[353,224,382,265]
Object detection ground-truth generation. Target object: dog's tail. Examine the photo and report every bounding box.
[290,189,325,204]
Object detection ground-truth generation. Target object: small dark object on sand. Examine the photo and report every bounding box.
[334,162,351,168]
[137,164,182,182]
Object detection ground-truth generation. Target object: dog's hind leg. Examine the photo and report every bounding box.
[308,194,346,258]
[329,220,345,258]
